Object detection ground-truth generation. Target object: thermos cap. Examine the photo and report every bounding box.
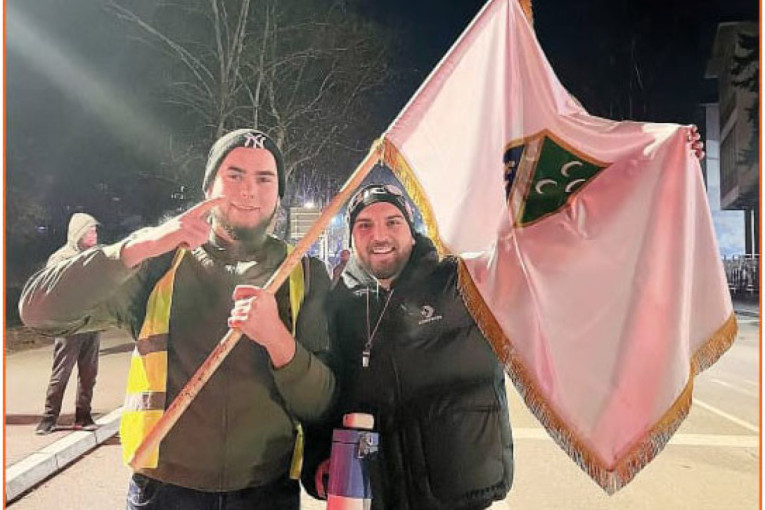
[343,413,374,430]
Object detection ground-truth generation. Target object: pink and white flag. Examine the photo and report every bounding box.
[379,0,736,493]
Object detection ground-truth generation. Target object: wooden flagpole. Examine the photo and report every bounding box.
[128,140,382,468]
[129,0,535,470]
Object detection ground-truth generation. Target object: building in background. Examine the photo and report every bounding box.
[700,101,745,257]
[704,21,759,297]
[288,206,348,268]
[705,21,759,255]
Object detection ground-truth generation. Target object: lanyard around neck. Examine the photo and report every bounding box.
[362,288,395,368]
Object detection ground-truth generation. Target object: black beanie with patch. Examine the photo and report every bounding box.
[346,184,416,240]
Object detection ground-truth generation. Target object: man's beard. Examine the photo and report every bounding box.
[360,242,411,281]
[212,207,276,245]
[368,260,404,281]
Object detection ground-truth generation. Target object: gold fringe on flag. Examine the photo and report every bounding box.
[457,259,739,493]
[380,137,451,256]
[691,314,739,374]
[379,134,740,492]
[518,0,534,26]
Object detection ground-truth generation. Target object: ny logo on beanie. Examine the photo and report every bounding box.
[243,133,267,149]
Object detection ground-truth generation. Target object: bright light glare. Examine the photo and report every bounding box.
[8,5,175,164]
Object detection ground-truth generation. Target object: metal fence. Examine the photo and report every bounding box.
[723,255,760,297]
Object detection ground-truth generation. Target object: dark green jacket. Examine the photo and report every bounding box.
[304,235,513,509]
[20,233,335,492]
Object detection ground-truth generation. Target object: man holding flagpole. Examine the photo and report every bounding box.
[20,129,335,510]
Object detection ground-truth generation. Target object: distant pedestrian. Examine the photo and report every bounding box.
[35,213,101,435]
[331,249,351,286]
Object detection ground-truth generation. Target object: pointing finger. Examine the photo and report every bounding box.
[184,196,226,219]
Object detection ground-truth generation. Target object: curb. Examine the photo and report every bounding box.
[5,407,123,503]
[734,308,760,318]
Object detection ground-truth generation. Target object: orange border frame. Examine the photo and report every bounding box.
[0,1,761,507]
[4,0,8,505]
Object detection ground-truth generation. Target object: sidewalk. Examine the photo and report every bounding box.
[5,329,133,502]
[732,297,760,317]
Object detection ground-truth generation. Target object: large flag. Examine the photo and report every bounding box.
[379,0,736,494]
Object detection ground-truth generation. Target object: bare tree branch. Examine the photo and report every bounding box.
[109,1,215,99]
[111,0,393,198]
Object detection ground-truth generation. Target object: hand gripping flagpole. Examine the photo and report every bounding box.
[128,140,383,469]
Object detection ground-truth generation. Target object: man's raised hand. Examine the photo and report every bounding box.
[120,196,226,268]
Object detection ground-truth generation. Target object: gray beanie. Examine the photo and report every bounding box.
[202,129,285,197]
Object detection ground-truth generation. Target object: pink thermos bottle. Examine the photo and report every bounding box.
[327,413,378,510]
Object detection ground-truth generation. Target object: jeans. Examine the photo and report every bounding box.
[126,473,300,510]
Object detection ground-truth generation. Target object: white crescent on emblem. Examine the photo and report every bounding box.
[561,160,583,177]
[535,179,558,194]
[565,179,586,193]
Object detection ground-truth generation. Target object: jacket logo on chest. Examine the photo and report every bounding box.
[418,304,443,325]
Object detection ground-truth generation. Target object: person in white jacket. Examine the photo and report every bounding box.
[35,212,101,435]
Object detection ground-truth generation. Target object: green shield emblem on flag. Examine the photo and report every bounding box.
[504,131,608,227]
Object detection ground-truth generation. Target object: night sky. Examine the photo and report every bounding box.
[361,0,759,122]
[6,0,760,275]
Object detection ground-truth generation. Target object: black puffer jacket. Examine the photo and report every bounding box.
[304,235,513,509]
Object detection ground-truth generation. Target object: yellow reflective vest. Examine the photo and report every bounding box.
[120,247,308,473]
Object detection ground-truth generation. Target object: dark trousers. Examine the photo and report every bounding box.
[126,473,300,510]
[42,332,100,419]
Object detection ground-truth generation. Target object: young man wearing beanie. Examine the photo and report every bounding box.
[20,129,335,510]
[35,212,102,435]
[302,184,514,509]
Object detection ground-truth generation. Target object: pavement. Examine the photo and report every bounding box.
[732,297,760,317]
[5,329,133,503]
[4,300,760,506]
